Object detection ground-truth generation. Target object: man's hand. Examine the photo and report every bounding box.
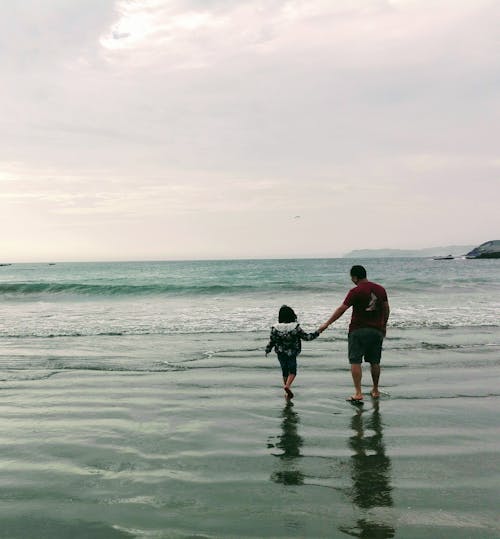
[319,323,329,333]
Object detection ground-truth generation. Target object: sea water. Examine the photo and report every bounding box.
[0,258,499,538]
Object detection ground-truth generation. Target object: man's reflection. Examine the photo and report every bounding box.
[339,401,395,538]
[269,401,304,485]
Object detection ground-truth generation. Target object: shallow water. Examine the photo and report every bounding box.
[0,258,499,537]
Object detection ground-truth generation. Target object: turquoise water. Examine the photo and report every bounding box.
[0,258,499,537]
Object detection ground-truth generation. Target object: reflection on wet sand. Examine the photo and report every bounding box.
[339,401,395,538]
[269,401,304,486]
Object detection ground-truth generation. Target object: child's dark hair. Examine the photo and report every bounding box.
[279,305,297,323]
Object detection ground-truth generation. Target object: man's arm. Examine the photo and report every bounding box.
[382,300,390,336]
[319,304,349,333]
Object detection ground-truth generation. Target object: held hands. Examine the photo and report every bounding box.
[318,322,329,333]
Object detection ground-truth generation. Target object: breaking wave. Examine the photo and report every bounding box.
[0,281,331,298]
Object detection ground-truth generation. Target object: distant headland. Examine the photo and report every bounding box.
[343,245,475,258]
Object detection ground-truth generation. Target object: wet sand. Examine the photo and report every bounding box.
[0,334,498,538]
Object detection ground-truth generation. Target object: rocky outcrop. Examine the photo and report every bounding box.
[465,240,500,259]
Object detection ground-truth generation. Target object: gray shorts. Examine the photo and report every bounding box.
[348,328,384,364]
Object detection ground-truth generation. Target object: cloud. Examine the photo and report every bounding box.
[112,30,131,40]
[0,0,499,260]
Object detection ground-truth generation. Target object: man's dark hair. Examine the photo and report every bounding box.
[350,265,367,279]
[278,305,297,323]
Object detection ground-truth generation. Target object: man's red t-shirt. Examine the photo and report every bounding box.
[343,281,388,333]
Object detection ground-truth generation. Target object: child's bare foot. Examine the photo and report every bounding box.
[284,386,294,399]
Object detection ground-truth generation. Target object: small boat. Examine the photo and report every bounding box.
[433,254,454,260]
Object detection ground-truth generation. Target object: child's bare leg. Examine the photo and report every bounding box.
[282,371,288,397]
[284,374,296,398]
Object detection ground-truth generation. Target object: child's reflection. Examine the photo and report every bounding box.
[339,401,395,538]
[269,401,304,485]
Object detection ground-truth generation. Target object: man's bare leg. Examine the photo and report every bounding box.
[350,364,363,400]
[370,363,380,398]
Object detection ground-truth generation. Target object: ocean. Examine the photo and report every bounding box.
[0,258,499,538]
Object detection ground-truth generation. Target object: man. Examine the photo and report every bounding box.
[319,265,390,403]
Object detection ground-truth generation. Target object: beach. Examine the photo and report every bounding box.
[0,258,499,538]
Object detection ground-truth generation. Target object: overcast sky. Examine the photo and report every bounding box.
[1,0,499,262]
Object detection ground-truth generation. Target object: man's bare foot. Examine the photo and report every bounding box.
[284,386,294,399]
[346,395,364,405]
[370,389,380,398]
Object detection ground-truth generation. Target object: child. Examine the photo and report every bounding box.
[265,305,320,399]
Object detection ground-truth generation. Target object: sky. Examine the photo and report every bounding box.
[1,0,499,262]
